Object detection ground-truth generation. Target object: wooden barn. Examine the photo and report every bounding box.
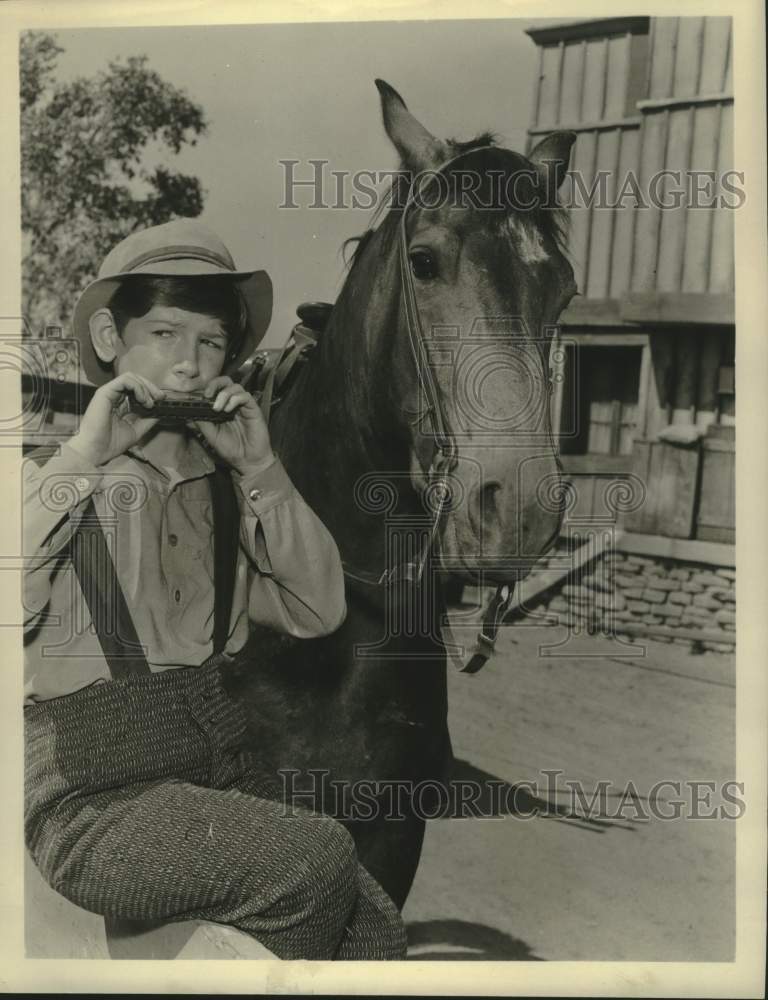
[525,16,735,565]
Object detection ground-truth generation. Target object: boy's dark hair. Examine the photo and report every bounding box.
[108,275,248,363]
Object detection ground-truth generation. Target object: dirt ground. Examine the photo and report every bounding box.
[402,617,736,961]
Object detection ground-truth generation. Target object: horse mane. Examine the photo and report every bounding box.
[446,130,499,155]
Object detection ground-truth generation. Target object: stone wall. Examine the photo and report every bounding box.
[520,547,735,652]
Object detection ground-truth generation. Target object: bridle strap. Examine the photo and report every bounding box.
[397,211,457,467]
[440,582,517,675]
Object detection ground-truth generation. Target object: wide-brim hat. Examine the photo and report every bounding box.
[72,219,272,386]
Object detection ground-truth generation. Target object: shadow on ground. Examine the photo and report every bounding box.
[405,918,542,960]
[439,758,639,833]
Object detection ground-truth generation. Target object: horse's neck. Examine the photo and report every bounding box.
[273,216,426,571]
[269,225,416,574]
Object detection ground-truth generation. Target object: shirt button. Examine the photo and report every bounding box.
[168,533,178,546]
[174,589,181,603]
[75,477,90,492]
[249,488,262,501]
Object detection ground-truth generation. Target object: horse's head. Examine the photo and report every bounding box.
[365,80,577,585]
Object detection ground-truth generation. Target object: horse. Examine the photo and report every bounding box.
[222,79,578,909]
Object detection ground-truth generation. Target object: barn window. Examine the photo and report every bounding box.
[559,343,643,456]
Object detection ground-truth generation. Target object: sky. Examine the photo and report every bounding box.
[51,19,543,344]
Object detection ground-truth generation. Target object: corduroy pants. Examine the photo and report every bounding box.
[24,659,407,961]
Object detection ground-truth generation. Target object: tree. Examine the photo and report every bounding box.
[21,31,208,344]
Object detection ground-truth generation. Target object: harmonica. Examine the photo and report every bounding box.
[129,390,235,423]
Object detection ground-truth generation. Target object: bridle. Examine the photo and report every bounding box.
[342,148,524,672]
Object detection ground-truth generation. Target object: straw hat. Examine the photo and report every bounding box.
[72,219,272,386]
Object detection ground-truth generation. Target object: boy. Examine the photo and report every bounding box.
[23,220,407,961]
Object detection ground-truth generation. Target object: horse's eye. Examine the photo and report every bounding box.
[409,249,438,280]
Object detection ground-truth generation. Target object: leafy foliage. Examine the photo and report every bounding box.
[21,31,208,342]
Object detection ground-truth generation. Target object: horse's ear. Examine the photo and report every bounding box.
[528,131,577,193]
[375,78,448,173]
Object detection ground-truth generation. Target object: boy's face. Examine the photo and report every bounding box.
[112,305,229,393]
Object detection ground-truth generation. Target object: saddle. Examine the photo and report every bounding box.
[236,301,332,419]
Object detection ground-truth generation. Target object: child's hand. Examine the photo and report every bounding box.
[69,374,165,467]
[190,375,274,474]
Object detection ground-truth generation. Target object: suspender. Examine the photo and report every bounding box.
[71,501,151,678]
[210,465,239,656]
[70,465,240,678]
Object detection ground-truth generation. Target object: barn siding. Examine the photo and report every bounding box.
[527,16,734,308]
[525,17,736,547]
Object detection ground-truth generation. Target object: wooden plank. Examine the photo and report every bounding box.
[648,18,679,99]
[655,440,699,537]
[549,328,565,436]
[555,40,566,125]
[644,333,675,439]
[696,525,735,544]
[695,329,722,430]
[561,454,637,475]
[609,127,641,297]
[568,129,597,293]
[627,439,651,531]
[586,129,621,298]
[558,341,578,444]
[581,36,609,120]
[697,441,735,539]
[656,106,695,293]
[722,23,732,91]
[717,365,734,395]
[560,297,624,326]
[625,29,651,112]
[528,44,544,137]
[672,17,705,97]
[699,17,732,93]
[526,18,650,46]
[565,330,648,346]
[529,116,642,134]
[624,439,699,537]
[681,103,720,292]
[604,32,630,119]
[538,44,563,124]
[560,40,586,124]
[636,93,733,110]
[588,402,613,454]
[618,400,639,454]
[672,330,699,424]
[703,429,735,450]
[709,103,734,292]
[569,473,597,520]
[615,528,734,565]
[620,291,735,324]
[591,476,617,519]
[631,109,668,292]
[704,422,734,442]
[636,339,652,439]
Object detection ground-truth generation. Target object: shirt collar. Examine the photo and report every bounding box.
[126,432,217,486]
